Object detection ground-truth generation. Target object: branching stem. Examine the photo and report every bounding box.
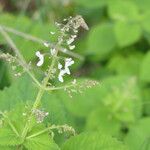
[21,45,59,139]
[26,125,62,139]
[0,24,84,60]
[0,26,41,88]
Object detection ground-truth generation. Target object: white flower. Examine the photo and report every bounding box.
[55,22,61,26]
[65,58,74,68]
[65,67,70,75]
[58,75,63,82]
[66,27,69,32]
[69,45,75,50]
[71,35,77,39]
[50,48,56,56]
[58,69,66,82]
[67,38,74,45]
[50,31,55,35]
[58,58,74,82]
[74,29,78,33]
[58,63,63,69]
[63,18,67,21]
[65,58,74,74]
[44,42,50,47]
[36,51,44,67]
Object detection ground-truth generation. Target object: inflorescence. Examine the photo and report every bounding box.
[36,15,89,83]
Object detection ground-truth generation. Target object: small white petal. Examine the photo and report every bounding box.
[55,22,61,26]
[60,69,66,76]
[71,35,77,39]
[58,58,74,83]
[67,38,74,45]
[44,42,50,47]
[45,112,49,116]
[69,45,75,50]
[58,63,63,69]
[50,48,56,56]
[58,70,66,82]
[74,30,78,33]
[50,31,55,35]
[65,67,70,75]
[37,59,44,67]
[63,18,67,21]
[65,58,74,68]
[36,51,40,56]
[66,28,69,32]
[36,51,44,67]
[58,75,64,82]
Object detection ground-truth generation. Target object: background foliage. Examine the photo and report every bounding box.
[0,0,150,149]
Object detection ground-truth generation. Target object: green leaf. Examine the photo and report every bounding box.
[87,65,111,80]
[142,87,150,115]
[141,11,150,34]
[114,21,142,47]
[125,117,150,150]
[107,52,144,75]
[0,74,74,126]
[57,81,102,117]
[108,0,140,21]
[85,76,142,137]
[62,132,129,150]
[86,107,121,136]
[140,51,150,82]
[42,92,75,125]
[87,23,117,60]
[6,104,37,135]
[58,76,142,121]
[0,106,60,149]
[73,0,107,8]
[134,0,150,12]
[24,125,60,150]
[0,75,37,111]
[0,128,22,146]
[0,13,57,61]
[0,146,16,150]
[102,76,142,123]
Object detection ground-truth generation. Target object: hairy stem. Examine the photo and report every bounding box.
[44,83,75,91]
[0,26,41,87]
[26,125,65,139]
[0,112,19,137]
[21,48,59,139]
[33,58,56,109]
[0,24,84,60]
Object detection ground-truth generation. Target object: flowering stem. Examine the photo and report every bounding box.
[21,48,59,139]
[44,84,76,91]
[22,19,77,138]
[33,58,56,109]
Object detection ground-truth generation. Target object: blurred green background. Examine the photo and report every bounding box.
[0,0,150,149]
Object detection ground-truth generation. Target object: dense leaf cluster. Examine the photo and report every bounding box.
[0,0,150,149]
